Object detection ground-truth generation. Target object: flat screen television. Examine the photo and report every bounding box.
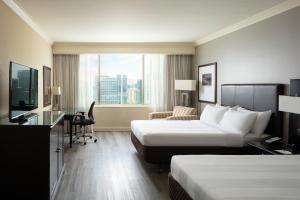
[9,61,38,121]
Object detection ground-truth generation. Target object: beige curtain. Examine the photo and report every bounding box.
[167,55,193,110]
[53,55,79,110]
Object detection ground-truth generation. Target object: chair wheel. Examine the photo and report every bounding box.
[94,139,97,143]
[89,136,92,139]
[84,142,87,145]
[73,140,75,143]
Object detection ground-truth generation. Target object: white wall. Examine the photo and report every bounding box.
[93,106,152,131]
[0,1,53,117]
[193,6,300,140]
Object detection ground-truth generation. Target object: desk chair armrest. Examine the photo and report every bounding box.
[76,111,85,115]
[73,114,86,123]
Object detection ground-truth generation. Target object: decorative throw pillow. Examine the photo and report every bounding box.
[173,106,196,116]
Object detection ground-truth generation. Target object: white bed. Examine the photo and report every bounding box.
[171,155,300,200]
[131,120,267,147]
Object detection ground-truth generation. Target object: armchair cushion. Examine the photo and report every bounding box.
[172,106,197,116]
[166,115,198,120]
[149,111,173,120]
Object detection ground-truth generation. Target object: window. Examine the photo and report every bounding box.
[79,54,166,107]
[99,54,143,104]
[80,54,143,105]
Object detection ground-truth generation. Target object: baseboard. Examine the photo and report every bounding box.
[94,126,131,132]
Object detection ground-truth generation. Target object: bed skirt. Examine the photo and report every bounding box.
[131,132,246,164]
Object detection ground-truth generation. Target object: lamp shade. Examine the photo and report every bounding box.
[279,95,300,114]
[52,86,61,95]
[175,80,196,91]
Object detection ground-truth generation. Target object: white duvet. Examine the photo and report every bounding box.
[131,120,246,147]
[171,155,300,200]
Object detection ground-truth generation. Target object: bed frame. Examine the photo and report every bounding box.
[131,84,284,164]
[168,174,192,200]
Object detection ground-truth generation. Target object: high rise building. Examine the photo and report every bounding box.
[117,75,128,104]
[99,74,128,104]
[99,75,120,104]
[136,79,142,104]
[128,88,138,104]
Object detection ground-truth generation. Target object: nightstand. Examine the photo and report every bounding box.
[247,141,295,155]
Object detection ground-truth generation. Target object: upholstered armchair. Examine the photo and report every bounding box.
[149,106,198,120]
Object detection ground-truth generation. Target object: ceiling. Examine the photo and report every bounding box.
[14,0,284,43]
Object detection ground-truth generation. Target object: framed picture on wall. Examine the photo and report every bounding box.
[43,66,51,107]
[198,62,217,103]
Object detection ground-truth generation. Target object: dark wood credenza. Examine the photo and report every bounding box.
[0,111,65,200]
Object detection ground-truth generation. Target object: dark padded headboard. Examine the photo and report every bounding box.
[221,84,284,137]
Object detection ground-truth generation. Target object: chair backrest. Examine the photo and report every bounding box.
[88,101,95,122]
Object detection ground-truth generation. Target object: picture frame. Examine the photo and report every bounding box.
[43,66,51,107]
[198,62,217,104]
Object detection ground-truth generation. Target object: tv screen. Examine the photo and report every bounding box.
[9,62,38,120]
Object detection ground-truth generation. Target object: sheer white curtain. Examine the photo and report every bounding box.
[78,55,99,109]
[144,54,168,112]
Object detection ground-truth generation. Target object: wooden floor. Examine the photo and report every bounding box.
[55,132,170,200]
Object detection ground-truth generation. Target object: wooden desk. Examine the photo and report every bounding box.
[0,111,65,200]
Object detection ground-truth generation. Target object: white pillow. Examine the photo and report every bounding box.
[216,104,239,110]
[231,105,240,111]
[237,107,272,136]
[200,105,229,126]
[219,109,257,134]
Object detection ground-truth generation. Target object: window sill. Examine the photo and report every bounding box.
[94,104,150,108]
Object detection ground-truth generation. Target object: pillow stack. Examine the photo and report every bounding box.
[219,109,257,134]
[200,105,228,126]
[237,107,272,136]
[200,104,272,135]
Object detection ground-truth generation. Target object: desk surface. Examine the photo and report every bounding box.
[0,111,64,127]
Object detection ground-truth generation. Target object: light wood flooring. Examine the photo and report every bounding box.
[55,132,170,200]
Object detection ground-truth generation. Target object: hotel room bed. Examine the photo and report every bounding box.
[169,155,300,200]
[131,84,283,164]
[131,120,248,147]
[131,120,268,164]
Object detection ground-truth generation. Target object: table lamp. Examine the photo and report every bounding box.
[279,95,300,114]
[174,80,196,106]
[52,86,61,110]
[279,95,300,151]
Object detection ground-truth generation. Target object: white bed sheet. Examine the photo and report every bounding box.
[131,120,247,147]
[171,155,300,200]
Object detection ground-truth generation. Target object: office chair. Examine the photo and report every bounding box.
[72,101,98,145]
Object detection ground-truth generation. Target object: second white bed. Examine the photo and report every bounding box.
[171,155,300,200]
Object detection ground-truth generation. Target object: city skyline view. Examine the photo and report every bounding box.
[95,74,142,104]
[80,54,144,105]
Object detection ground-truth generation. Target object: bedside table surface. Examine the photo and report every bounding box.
[247,141,290,155]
